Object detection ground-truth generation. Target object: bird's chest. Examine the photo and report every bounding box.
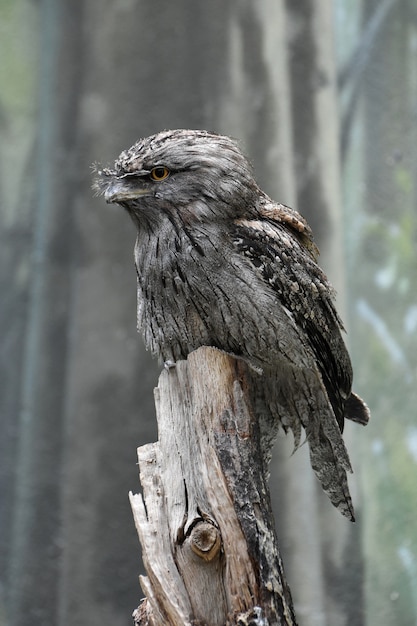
[133,224,316,372]
[134,227,239,361]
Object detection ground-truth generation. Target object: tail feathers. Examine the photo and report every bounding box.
[310,391,369,519]
[308,392,370,519]
[309,431,355,521]
[262,366,362,520]
[345,392,370,426]
[287,367,356,521]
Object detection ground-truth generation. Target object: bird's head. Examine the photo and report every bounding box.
[93,129,259,229]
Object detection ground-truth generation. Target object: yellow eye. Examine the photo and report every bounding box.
[150,166,170,181]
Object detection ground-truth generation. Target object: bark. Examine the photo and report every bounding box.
[130,347,297,626]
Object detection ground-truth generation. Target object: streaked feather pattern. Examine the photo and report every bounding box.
[94,129,370,520]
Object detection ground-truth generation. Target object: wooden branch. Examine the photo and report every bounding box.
[130,346,297,625]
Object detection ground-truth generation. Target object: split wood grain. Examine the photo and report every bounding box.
[130,346,297,625]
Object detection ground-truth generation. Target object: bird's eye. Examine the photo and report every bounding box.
[150,166,170,181]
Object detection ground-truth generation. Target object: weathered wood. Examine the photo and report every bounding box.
[130,346,297,625]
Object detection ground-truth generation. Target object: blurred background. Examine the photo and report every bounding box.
[1,1,417,625]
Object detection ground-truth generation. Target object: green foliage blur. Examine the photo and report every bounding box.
[339,1,417,624]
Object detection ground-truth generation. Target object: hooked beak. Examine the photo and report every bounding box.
[104,179,148,204]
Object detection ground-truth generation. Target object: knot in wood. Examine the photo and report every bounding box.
[189,521,221,562]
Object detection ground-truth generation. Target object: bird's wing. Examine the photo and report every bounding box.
[259,202,320,261]
[232,209,353,431]
[232,210,359,519]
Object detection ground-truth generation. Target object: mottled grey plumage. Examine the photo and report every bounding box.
[94,129,370,521]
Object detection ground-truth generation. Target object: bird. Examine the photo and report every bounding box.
[93,129,370,521]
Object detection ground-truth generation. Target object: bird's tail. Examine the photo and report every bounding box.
[252,366,364,520]
[308,424,355,521]
[277,367,357,521]
[309,390,369,521]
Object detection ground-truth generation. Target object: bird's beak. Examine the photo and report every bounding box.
[104,180,148,204]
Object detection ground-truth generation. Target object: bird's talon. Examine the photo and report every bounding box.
[164,360,176,370]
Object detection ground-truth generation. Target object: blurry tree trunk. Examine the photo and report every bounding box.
[130,347,296,626]
[5,2,83,624]
[282,3,361,626]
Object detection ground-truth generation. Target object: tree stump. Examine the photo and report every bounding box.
[130,346,297,625]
